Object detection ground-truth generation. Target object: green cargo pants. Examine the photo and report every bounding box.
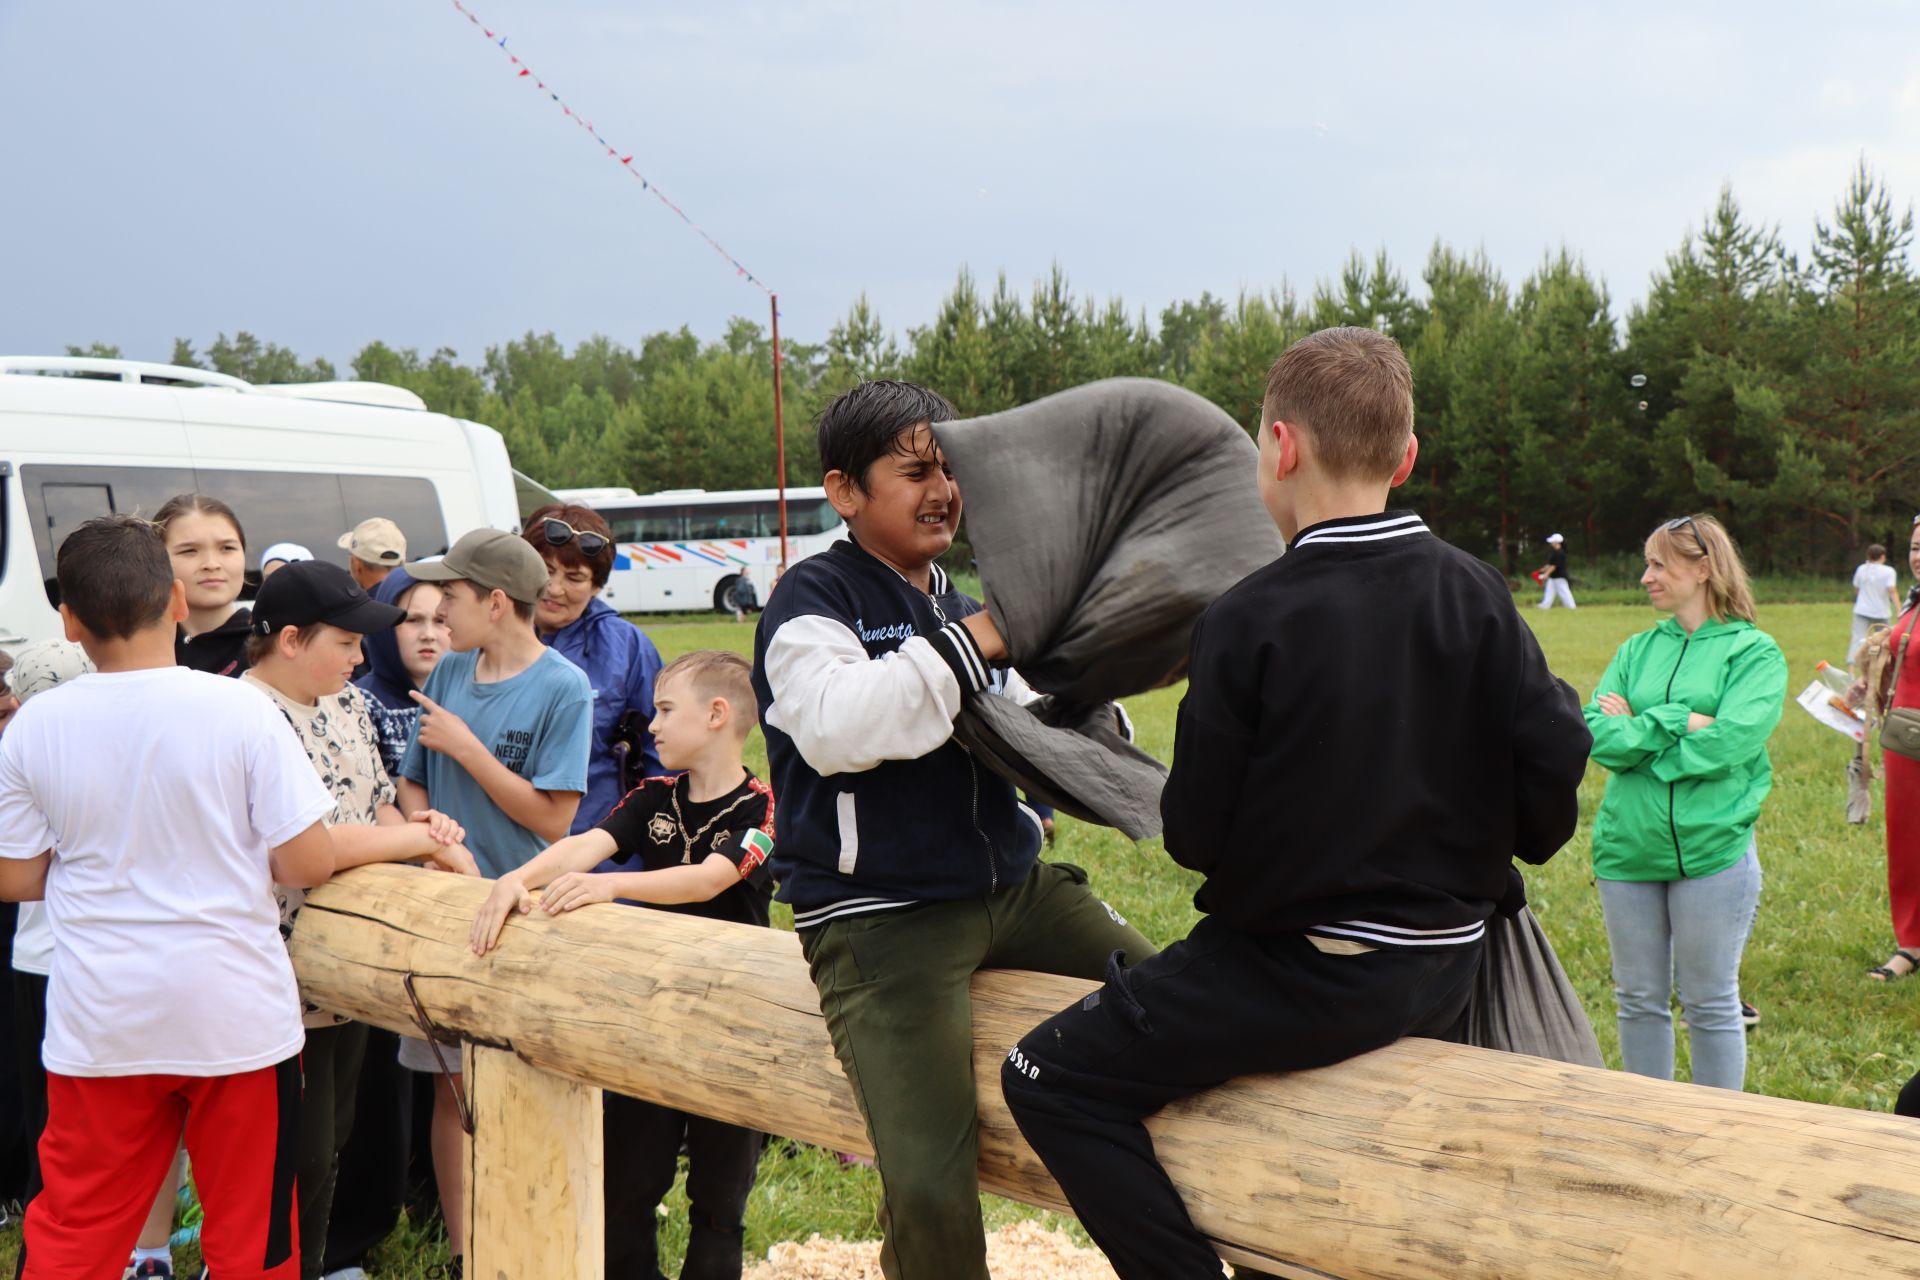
[799,861,1156,1280]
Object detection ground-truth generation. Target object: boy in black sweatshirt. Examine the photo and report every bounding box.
[1001,327,1593,1280]
[752,380,1154,1280]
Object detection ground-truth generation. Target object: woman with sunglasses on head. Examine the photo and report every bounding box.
[522,504,666,833]
[1585,514,1787,1091]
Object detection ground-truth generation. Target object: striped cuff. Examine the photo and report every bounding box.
[930,620,991,696]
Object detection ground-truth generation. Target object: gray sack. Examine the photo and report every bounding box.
[936,378,1285,839]
[1461,906,1604,1067]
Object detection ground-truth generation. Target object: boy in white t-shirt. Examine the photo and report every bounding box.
[0,514,336,1279]
[1852,543,1901,662]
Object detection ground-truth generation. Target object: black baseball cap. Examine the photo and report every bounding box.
[251,559,406,637]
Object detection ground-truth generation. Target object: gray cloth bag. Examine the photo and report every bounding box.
[1461,906,1605,1067]
[936,378,1284,839]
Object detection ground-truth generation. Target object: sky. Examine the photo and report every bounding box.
[4,1,1919,370]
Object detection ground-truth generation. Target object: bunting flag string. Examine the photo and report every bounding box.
[449,0,773,296]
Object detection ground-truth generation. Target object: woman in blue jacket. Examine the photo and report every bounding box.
[522,503,665,831]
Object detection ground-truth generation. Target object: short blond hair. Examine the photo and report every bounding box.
[657,650,758,738]
[1261,326,1414,482]
[1646,514,1757,624]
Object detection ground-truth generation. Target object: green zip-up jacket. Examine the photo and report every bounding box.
[1585,616,1788,882]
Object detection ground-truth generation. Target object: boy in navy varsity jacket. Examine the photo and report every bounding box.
[752,381,1154,1280]
[1001,328,1593,1280]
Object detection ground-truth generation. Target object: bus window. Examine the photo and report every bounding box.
[607,505,689,542]
[343,474,450,560]
[686,502,771,540]
[23,463,197,594]
[197,469,349,573]
[782,499,842,537]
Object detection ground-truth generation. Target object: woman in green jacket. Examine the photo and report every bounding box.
[1586,515,1787,1091]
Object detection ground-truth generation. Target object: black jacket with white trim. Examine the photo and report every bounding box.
[751,538,1045,926]
[1161,510,1591,946]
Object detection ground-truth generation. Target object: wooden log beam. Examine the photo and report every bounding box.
[291,865,1920,1279]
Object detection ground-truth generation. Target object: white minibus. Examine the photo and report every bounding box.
[0,356,551,654]
[555,486,847,613]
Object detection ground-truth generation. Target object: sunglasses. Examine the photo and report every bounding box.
[540,518,610,558]
[1665,515,1710,558]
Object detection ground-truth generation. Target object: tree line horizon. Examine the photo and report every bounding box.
[66,162,1920,578]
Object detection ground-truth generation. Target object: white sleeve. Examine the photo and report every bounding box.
[245,700,336,847]
[0,732,54,861]
[995,666,1045,708]
[763,613,992,776]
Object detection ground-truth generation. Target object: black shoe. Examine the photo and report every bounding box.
[1741,999,1760,1030]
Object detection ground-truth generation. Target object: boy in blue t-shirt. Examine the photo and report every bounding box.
[395,526,593,1274]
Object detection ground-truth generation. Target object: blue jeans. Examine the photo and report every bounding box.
[1597,846,1761,1091]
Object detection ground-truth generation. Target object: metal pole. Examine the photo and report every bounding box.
[772,294,788,571]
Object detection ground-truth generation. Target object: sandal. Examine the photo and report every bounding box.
[1868,948,1920,981]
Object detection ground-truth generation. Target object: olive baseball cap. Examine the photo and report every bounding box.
[405,528,550,605]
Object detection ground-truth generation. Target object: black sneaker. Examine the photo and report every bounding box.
[1741,999,1760,1030]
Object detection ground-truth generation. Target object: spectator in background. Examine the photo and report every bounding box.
[260,543,313,580]
[356,568,449,781]
[326,565,451,1280]
[1850,543,1900,664]
[338,518,407,594]
[0,654,16,740]
[522,503,665,830]
[1536,532,1576,610]
[1585,515,1786,1092]
[157,493,252,677]
[5,643,94,1258]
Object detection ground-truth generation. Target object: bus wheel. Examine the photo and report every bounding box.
[714,577,742,614]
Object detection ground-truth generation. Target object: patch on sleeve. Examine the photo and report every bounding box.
[737,827,774,876]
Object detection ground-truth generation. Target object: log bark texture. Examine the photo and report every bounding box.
[292,865,1920,1280]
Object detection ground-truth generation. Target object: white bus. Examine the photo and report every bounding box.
[554,486,847,614]
[0,355,547,653]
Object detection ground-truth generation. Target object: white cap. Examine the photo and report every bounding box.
[261,542,314,568]
[6,640,95,703]
[1546,533,1564,544]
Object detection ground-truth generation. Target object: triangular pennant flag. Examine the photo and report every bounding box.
[518,68,529,77]
[621,155,632,164]
[484,28,493,36]
[509,55,518,63]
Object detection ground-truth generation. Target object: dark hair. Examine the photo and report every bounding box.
[450,577,536,624]
[1261,327,1415,481]
[1868,543,1888,560]
[244,621,329,667]
[522,503,614,589]
[56,515,176,640]
[816,380,957,492]
[153,493,247,550]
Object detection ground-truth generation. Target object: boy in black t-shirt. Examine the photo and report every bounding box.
[470,649,772,1280]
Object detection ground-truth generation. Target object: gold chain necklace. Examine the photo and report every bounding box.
[670,773,756,864]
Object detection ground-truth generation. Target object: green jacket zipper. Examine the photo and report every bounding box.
[1664,634,1692,877]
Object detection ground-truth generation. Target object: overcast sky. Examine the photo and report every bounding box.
[4,1,1918,369]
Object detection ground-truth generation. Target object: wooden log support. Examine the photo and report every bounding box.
[464,1044,605,1278]
[291,865,1920,1279]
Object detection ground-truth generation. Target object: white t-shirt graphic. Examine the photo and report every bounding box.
[0,666,331,1077]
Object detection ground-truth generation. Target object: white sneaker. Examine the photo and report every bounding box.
[323,1270,371,1280]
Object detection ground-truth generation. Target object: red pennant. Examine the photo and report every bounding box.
[518,68,529,76]
[484,28,493,36]
[509,55,519,63]
[621,156,633,164]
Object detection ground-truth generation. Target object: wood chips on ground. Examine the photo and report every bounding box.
[744,1219,1121,1280]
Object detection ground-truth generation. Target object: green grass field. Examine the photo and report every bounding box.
[13,598,1916,1276]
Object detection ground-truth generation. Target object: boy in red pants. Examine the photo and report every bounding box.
[0,514,336,1278]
